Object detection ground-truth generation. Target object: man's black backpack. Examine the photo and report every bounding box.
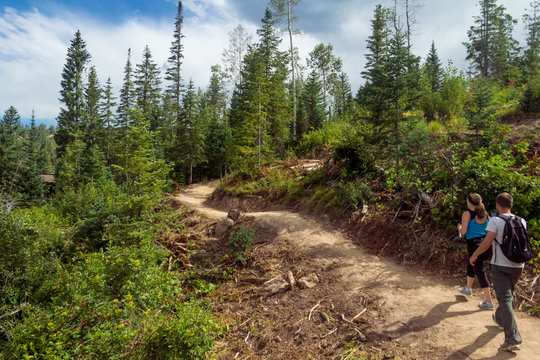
[496,215,533,263]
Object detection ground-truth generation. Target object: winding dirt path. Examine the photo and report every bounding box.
[175,181,540,359]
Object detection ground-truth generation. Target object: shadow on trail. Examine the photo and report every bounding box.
[382,296,479,339]
[445,326,516,360]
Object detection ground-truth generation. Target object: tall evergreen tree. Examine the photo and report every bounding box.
[385,28,421,140]
[523,1,540,78]
[463,0,518,81]
[165,1,184,125]
[360,5,392,128]
[425,41,443,92]
[118,48,136,128]
[19,112,44,202]
[298,70,326,133]
[330,72,353,118]
[0,106,24,194]
[206,65,228,119]
[99,77,117,165]
[176,80,206,184]
[56,30,91,154]
[84,66,102,147]
[135,45,162,131]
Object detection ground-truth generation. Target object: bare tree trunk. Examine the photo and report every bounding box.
[287,0,297,140]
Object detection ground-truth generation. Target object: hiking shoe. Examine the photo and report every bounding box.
[478,301,494,310]
[458,287,472,296]
[500,341,521,352]
[492,314,503,330]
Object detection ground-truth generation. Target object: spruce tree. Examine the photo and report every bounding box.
[463,0,518,81]
[299,71,326,133]
[425,41,443,92]
[360,5,392,131]
[385,28,421,141]
[117,48,136,128]
[523,1,540,78]
[135,45,162,131]
[56,30,91,154]
[0,106,24,194]
[99,77,117,165]
[84,66,102,147]
[165,1,184,125]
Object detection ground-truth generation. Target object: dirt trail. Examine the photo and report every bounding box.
[175,181,540,359]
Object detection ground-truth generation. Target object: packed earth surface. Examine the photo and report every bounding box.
[172,181,540,360]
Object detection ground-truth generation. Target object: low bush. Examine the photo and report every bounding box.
[229,227,255,264]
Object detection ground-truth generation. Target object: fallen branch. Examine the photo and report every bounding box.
[340,314,355,325]
[392,204,403,223]
[352,308,367,320]
[321,328,338,338]
[0,303,27,320]
[308,301,321,321]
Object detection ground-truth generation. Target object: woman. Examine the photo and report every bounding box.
[457,193,494,310]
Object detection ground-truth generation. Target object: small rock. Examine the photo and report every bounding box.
[259,276,290,297]
[215,218,234,237]
[298,273,319,289]
[287,270,296,290]
[228,209,241,222]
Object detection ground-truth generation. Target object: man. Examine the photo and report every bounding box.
[469,192,526,352]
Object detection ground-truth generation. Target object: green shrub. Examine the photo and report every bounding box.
[229,227,255,264]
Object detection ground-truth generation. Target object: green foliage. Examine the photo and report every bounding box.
[229,227,255,264]
[0,202,73,310]
[296,120,357,157]
[0,205,221,359]
[333,130,377,180]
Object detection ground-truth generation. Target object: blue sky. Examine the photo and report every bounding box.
[0,0,533,126]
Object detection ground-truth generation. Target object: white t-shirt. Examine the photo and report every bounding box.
[486,215,527,268]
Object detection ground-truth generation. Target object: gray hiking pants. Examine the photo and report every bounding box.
[492,264,523,345]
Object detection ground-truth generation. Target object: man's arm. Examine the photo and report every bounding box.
[469,231,496,265]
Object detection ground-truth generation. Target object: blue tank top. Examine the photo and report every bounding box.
[466,218,487,239]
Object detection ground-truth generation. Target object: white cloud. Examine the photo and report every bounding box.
[0,0,533,124]
[0,5,253,123]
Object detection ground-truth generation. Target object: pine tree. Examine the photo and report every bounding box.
[330,72,353,118]
[56,30,91,154]
[84,66,102,147]
[176,80,206,184]
[20,113,45,202]
[206,65,228,119]
[113,107,170,217]
[523,1,540,78]
[165,1,184,125]
[99,77,117,165]
[117,48,136,128]
[385,28,421,141]
[257,9,291,155]
[463,0,518,81]
[425,41,443,92]
[135,45,162,131]
[228,45,269,167]
[0,106,24,194]
[360,5,392,129]
[299,70,326,133]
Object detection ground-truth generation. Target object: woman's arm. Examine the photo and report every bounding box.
[457,211,471,236]
[469,231,495,265]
